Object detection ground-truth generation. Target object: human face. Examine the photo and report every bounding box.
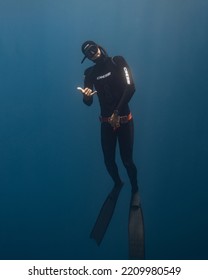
[90,48,101,61]
[85,45,101,61]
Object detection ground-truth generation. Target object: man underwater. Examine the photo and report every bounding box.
[77,40,144,259]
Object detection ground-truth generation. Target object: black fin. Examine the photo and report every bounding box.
[128,191,145,259]
[90,183,123,245]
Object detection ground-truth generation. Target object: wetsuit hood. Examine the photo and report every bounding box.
[81,40,108,64]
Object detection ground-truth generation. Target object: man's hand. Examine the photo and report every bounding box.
[77,87,97,96]
[109,111,120,129]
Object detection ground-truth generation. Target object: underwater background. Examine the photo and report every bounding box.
[0,0,208,260]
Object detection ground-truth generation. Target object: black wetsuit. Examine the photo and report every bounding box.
[83,56,138,192]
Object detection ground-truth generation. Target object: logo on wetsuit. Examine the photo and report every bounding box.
[97,72,111,80]
[123,67,131,85]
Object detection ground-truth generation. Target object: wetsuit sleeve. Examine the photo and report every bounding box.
[83,67,94,106]
[112,56,135,113]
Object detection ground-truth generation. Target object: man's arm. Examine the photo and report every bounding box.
[112,56,136,113]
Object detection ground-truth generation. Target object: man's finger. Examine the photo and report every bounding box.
[77,86,85,93]
[90,90,97,96]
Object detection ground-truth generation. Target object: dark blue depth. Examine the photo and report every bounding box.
[0,0,208,260]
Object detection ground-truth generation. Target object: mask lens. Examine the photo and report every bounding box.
[85,45,98,59]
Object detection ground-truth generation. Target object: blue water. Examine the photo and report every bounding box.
[0,0,208,260]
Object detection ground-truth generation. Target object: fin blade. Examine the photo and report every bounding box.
[90,186,122,245]
[128,192,145,259]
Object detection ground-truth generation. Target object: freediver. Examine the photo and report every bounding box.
[77,41,145,259]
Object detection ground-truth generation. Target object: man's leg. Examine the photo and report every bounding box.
[101,122,122,187]
[118,119,138,193]
[118,119,145,259]
[90,123,123,245]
